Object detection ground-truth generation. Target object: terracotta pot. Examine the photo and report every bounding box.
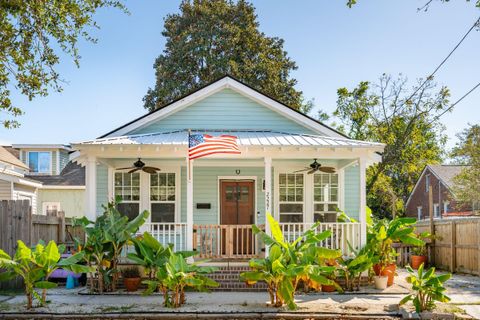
[410,255,427,270]
[321,284,336,292]
[123,277,141,292]
[381,264,396,286]
[373,275,388,290]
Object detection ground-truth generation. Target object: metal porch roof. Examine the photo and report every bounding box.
[76,130,384,149]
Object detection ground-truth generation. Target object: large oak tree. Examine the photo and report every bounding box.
[143,0,307,112]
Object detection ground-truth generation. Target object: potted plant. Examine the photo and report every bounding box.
[122,266,142,292]
[369,217,424,286]
[372,265,388,290]
[410,232,431,269]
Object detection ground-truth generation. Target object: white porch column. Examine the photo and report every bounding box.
[186,157,194,251]
[85,156,97,221]
[264,156,272,254]
[359,157,367,247]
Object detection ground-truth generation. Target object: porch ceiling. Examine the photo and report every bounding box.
[75,130,384,149]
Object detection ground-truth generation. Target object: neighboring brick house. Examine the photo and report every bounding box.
[405,164,473,220]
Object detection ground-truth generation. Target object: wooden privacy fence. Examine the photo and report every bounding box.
[395,217,480,276]
[0,200,85,289]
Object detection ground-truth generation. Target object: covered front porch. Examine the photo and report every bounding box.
[74,130,383,260]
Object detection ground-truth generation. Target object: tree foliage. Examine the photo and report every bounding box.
[334,74,450,217]
[451,124,480,212]
[0,0,126,128]
[144,0,308,112]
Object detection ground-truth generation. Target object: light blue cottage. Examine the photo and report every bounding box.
[73,76,384,259]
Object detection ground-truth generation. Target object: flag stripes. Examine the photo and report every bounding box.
[188,134,240,160]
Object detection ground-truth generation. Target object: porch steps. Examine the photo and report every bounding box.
[206,265,267,292]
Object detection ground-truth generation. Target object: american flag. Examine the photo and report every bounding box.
[188,133,240,160]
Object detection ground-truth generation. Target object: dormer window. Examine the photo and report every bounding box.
[28,151,51,174]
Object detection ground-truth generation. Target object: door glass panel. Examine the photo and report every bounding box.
[239,186,249,202]
[225,186,235,201]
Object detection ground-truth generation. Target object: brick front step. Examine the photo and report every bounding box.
[206,266,267,292]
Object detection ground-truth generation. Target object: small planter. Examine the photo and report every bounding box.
[374,263,396,286]
[321,284,336,292]
[123,277,141,292]
[410,255,427,269]
[373,275,388,290]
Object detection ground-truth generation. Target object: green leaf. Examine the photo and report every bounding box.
[0,271,16,282]
[35,281,58,289]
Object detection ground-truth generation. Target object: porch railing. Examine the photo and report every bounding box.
[143,222,361,259]
[193,224,264,259]
[144,223,188,251]
[279,222,361,256]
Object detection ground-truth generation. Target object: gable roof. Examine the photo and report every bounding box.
[99,75,348,139]
[405,164,469,208]
[0,146,28,170]
[28,161,85,186]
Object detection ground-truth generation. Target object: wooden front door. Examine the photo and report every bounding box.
[220,180,255,256]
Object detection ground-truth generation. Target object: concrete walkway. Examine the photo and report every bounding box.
[0,269,479,319]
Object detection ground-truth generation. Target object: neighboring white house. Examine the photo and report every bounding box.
[72,76,384,259]
[0,146,42,212]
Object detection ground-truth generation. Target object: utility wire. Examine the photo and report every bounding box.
[430,81,480,124]
[407,16,480,101]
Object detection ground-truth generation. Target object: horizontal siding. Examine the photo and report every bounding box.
[59,151,69,173]
[37,189,85,218]
[96,164,108,215]
[131,89,316,135]
[12,184,37,214]
[344,165,360,221]
[52,151,57,175]
[0,180,12,200]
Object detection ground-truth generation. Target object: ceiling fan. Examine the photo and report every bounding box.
[294,159,336,174]
[116,158,160,174]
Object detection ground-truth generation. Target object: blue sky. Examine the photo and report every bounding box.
[2,0,479,152]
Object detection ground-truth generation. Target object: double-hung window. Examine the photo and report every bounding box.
[28,152,51,174]
[150,173,176,223]
[313,173,339,221]
[114,172,140,220]
[278,173,304,223]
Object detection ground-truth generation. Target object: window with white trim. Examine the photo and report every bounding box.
[417,206,423,220]
[313,173,339,221]
[114,172,140,220]
[434,203,440,218]
[425,174,430,193]
[150,172,176,223]
[278,173,304,223]
[28,151,51,173]
[443,201,449,214]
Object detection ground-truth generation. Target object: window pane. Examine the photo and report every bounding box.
[330,188,338,201]
[151,174,158,186]
[279,174,286,186]
[279,203,303,213]
[38,152,50,173]
[167,173,175,186]
[116,203,139,221]
[287,174,295,185]
[132,187,140,201]
[167,187,176,201]
[115,187,123,197]
[124,173,131,186]
[151,203,175,223]
[280,214,303,223]
[159,174,166,186]
[28,152,38,172]
[328,204,337,211]
[295,174,303,185]
[279,188,286,202]
[314,203,325,212]
[115,173,122,186]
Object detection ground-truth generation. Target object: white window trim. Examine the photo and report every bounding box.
[276,171,305,223]
[434,203,440,218]
[425,174,430,193]
[149,171,179,224]
[26,151,52,175]
[313,172,340,220]
[443,201,449,214]
[113,171,141,218]
[42,202,61,215]
[417,206,423,220]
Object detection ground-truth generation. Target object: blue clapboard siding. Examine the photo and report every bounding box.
[51,151,57,175]
[96,164,108,215]
[130,89,316,135]
[344,165,360,221]
[59,151,70,173]
[181,166,267,225]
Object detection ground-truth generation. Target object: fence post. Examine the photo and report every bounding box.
[58,211,66,244]
[450,220,456,272]
[428,186,435,266]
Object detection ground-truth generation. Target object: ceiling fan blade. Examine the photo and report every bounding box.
[143,167,160,174]
[293,168,310,173]
[116,167,135,170]
[307,168,318,174]
[128,168,141,174]
[319,167,336,173]
[143,166,160,171]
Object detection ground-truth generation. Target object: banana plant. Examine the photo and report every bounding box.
[368,217,424,268]
[127,232,173,279]
[73,199,149,293]
[0,240,91,308]
[400,264,451,313]
[142,249,218,308]
[241,214,343,310]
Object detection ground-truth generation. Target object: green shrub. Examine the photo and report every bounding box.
[400,264,451,313]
